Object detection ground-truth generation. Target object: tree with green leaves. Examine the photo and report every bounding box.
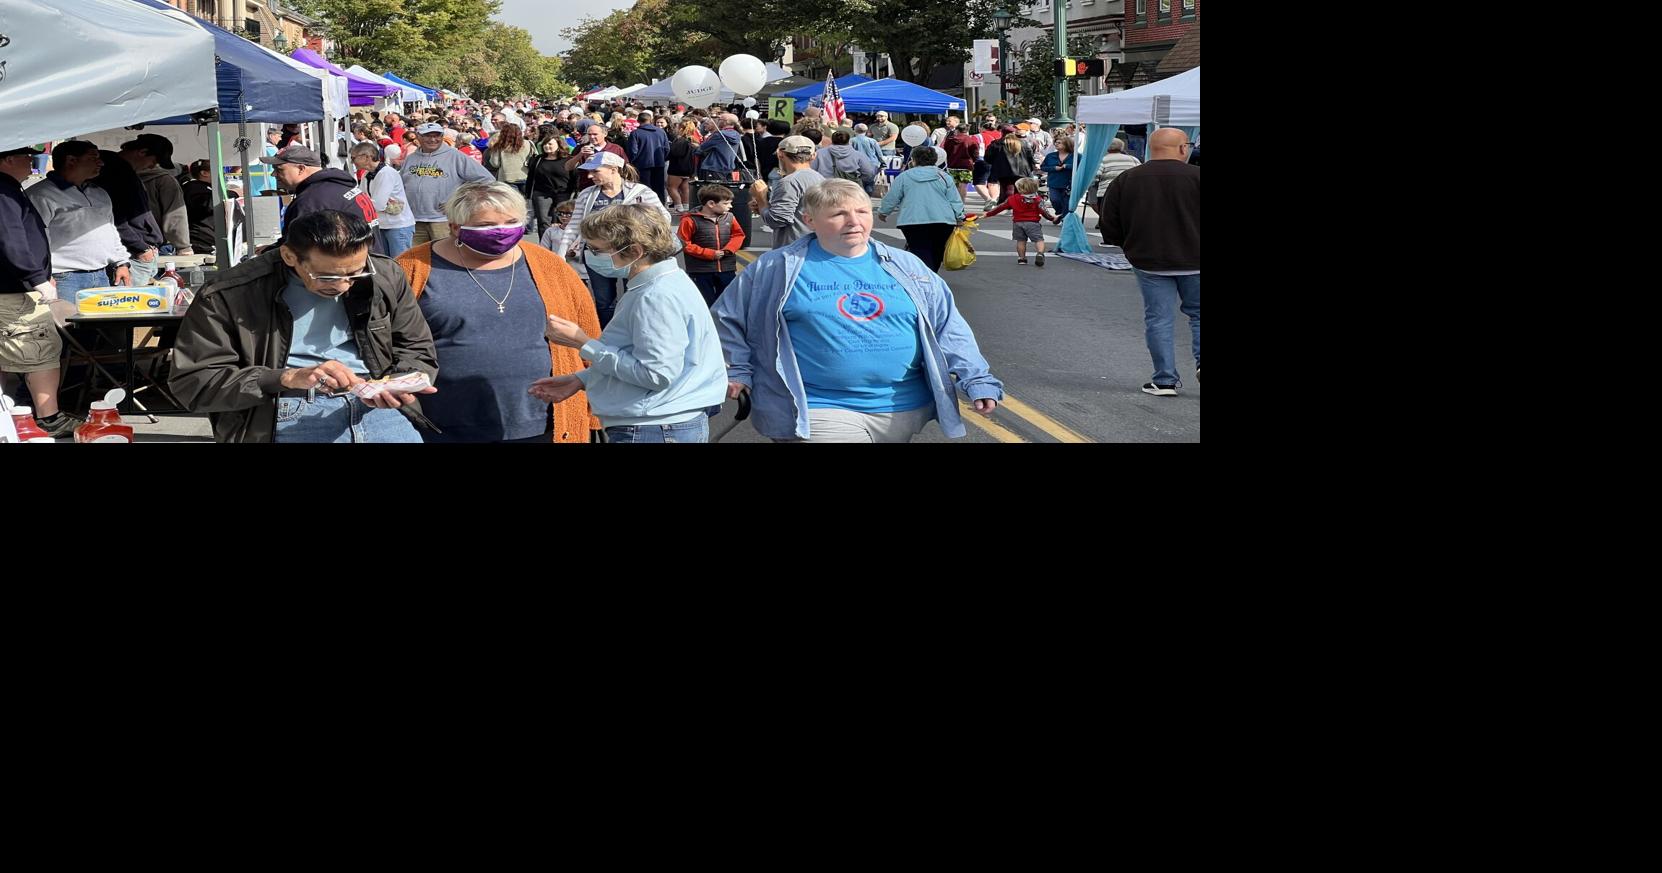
[1006,31,1099,121]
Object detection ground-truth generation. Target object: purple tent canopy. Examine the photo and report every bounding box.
[290,48,400,106]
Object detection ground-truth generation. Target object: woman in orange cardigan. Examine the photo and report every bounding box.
[395,182,601,442]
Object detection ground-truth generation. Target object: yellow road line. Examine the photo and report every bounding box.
[961,405,1027,443]
[998,396,1092,443]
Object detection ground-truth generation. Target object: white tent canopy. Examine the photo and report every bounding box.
[346,65,428,105]
[613,83,650,97]
[0,0,217,151]
[1075,66,1200,126]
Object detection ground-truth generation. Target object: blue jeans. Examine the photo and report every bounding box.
[1048,186,1070,211]
[1133,270,1201,387]
[273,394,423,443]
[378,226,415,257]
[54,269,115,297]
[586,266,618,328]
[605,416,709,443]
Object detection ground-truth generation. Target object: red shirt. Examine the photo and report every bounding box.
[983,191,1052,223]
[388,125,407,144]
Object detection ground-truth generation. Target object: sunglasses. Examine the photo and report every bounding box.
[301,257,378,285]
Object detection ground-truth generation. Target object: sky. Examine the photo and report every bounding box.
[494,0,636,56]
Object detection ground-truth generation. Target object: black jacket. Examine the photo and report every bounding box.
[92,150,164,255]
[168,248,438,443]
[282,168,385,255]
[987,143,1035,181]
[527,153,572,201]
[182,179,216,253]
[0,174,52,293]
[1099,160,1200,272]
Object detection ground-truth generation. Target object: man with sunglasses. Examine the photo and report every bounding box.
[1098,128,1201,397]
[169,211,439,442]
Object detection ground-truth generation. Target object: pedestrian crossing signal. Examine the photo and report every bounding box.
[1053,58,1106,77]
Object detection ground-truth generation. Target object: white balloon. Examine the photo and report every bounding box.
[719,54,768,97]
[901,124,929,147]
[742,96,757,108]
[672,65,723,107]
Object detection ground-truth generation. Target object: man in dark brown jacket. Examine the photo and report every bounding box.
[1099,128,1200,398]
[169,211,439,442]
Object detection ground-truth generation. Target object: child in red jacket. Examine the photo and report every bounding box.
[981,177,1061,266]
[678,185,746,305]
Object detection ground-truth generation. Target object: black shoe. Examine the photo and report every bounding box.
[1035,252,1045,267]
[1141,383,1178,397]
[1016,258,1027,264]
[36,411,84,439]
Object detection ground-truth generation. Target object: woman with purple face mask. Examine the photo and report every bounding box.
[395,182,601,443]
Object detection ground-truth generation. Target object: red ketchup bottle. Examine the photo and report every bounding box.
[75,390,134,443]
[9,407,56,443]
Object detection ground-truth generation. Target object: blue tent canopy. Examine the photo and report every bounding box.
[131,0,324,124]
[382,73,438,101]
[833,78,965,115]
[775,75,873,103]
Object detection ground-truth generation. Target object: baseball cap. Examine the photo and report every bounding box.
[260,145,323,167]
[578,151,625,171]
[1027,118,1043,127]
[778,135,816,158]
[416,122,445,135]
[0,145,45,159]
[121,133,176,168]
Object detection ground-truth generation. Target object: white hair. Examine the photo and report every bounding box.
[801,179,869,215]
[444,181,528,226]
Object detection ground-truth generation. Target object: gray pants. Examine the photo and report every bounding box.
[776,405,936,443]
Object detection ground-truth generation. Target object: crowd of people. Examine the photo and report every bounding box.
[3,89,1198,443]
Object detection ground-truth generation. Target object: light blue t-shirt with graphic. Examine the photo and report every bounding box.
[783,240,931,413]
[283,273,367,374]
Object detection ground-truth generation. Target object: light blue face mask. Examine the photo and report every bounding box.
[583,247,641,279]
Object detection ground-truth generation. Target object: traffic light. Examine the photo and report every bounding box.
[1053,57,1107,77]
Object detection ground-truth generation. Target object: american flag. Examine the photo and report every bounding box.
[822,71,846,128]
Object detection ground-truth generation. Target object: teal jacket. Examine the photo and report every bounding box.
[878,166,965,227]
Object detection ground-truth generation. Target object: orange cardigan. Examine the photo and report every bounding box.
[397,241,602,443]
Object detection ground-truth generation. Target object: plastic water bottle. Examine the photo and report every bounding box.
[158,261,182,287]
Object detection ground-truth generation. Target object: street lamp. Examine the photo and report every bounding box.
[992,8,1012,108]
[272,29,288,53]
[1051,0,1073,125]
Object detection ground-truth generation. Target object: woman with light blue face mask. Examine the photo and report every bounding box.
[533,204,727,443]
[395,181,602,443]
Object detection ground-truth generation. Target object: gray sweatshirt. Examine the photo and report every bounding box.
[399,144,496,222]
[811,145,877,186]
[138,166,191,251]
[765,168,824,250]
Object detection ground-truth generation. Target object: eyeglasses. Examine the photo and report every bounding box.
[301,257,377,285]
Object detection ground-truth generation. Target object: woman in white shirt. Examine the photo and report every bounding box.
[351,142,416,256]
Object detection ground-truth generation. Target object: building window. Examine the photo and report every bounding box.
[1136,0,1145,24]
[1182,0,1195,18]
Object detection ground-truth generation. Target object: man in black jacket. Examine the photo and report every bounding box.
[262,145,385,254]
[1099,128,1200,397]
[92,149,166,285]
[168,211,437,443]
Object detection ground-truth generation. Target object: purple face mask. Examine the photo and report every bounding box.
[457,224,526,256]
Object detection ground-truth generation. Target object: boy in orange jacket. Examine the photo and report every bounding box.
[677,184,746,305]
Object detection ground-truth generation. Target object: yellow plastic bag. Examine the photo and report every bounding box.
[943,218,978,271]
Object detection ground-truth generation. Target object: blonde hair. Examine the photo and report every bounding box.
[580,203,677,262]
[800,179,869,215]
[444,181,528,226]
[1015,177,1039,194]
[1003,134,1022,156]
